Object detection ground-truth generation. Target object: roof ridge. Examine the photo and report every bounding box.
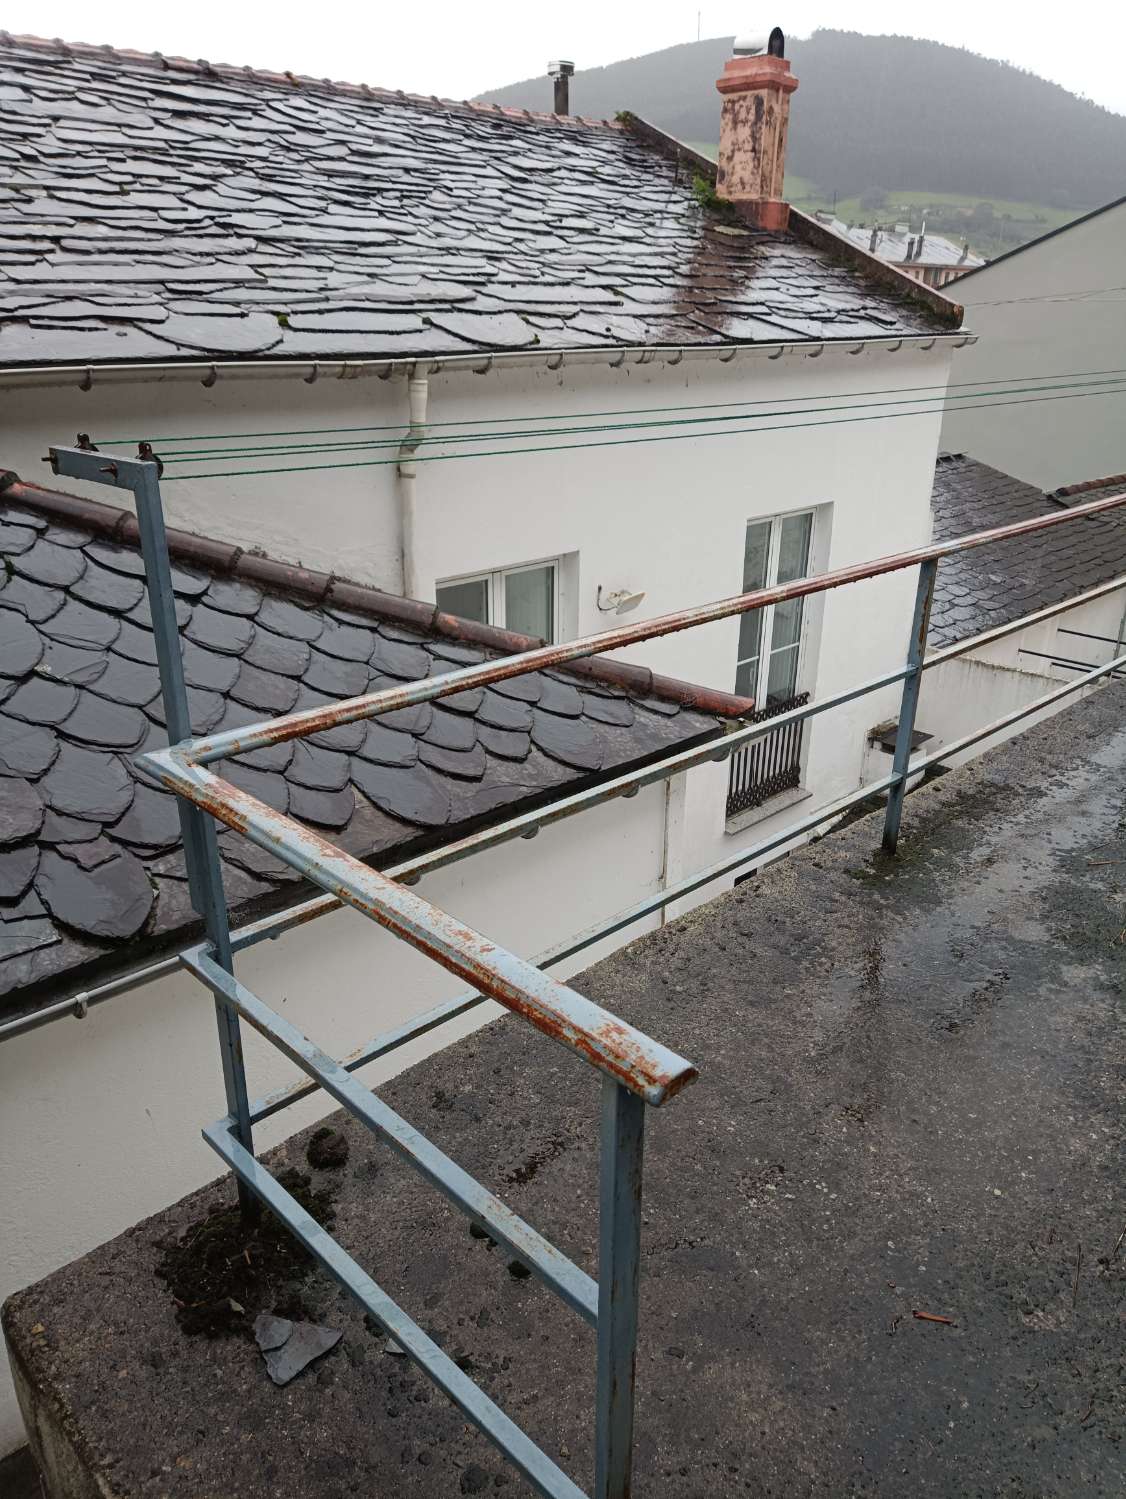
[0,473,752,718]
[0,30,623,132]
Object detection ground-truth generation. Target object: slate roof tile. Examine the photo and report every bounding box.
[0,775,44,845]
[0,613,43,677]
[0,36,943,368]
[243,626,310,678]
[930,456,1126,649]
[0,487,724,1010]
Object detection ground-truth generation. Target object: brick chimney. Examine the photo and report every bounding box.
[715,28,798,232]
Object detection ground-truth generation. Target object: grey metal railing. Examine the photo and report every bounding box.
[39,438,1126,1496]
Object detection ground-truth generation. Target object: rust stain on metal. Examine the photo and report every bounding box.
[153,751,697,1104]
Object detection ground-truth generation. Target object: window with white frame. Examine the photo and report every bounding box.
[726,509,815,820]
[436,559,559,642]
[735,510,814,705]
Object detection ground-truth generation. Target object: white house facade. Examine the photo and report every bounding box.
[940,196,1126,489]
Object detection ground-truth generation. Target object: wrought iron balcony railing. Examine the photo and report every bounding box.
[726,689,811,816]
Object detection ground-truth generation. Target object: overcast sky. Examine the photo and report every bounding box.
[6,1,1126,115]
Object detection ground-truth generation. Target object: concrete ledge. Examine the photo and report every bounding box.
[5,686,1126,1497]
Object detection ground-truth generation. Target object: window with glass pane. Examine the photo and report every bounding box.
[435,576,490,625]
[435,561,558,641]
[735,521,770,698]
[734,512,813,704]
[504,564,554,641]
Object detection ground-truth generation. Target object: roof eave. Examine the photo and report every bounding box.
[0,327,975,388]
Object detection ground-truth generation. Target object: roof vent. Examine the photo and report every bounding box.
[733,28,785,58]
[547,58,575,115]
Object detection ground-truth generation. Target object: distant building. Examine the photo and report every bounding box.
[940,194,1126,488]
[819,215,984,288]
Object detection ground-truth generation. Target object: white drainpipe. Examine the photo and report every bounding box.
[396,373,430,599]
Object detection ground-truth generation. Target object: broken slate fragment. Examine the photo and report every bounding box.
[253,1313,293,1353]
[260,1321,342,1386]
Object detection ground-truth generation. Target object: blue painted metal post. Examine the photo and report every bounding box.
[882,557,938,854]
[594,1078,646,1499]
[131,459,256,1211]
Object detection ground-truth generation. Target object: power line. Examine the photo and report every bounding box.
[161,380,1126,483]
[970,284,1126,308]
[100,362,1126,450]
[155,373,1126,465]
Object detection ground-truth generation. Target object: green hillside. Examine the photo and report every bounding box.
[480,31,1123,229]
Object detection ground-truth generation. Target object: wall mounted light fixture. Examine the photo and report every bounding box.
[597,586,647,616]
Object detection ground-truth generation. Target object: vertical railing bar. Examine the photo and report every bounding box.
[130,459,256,1214]
[594,1079,646,1499]
[882,557,938,854]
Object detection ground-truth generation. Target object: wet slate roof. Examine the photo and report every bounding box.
[929,454,1126,648]
[0,34,945,366]
[0,491,722,1010]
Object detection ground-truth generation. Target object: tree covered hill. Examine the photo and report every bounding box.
[477,30,1126,212]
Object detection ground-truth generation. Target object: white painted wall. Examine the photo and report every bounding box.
[0,341,953,1451]
[941,200,1126,489]
[0,784,670,1452]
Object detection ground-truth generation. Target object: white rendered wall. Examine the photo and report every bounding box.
[940,201,1126,489]
[0,783,667,1452]
[0,343,951,1450]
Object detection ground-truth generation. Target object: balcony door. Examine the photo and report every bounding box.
[735,510,814,707]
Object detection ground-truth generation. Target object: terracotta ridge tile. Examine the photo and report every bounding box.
[1049,473,1126,500]
[1,474,752,717]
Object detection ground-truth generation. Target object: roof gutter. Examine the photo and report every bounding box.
[0,331,974,392]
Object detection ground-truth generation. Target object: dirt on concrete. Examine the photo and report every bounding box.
[4,685,1125,1498]
[155,1168,336,1339]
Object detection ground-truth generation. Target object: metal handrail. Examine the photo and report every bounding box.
[5,542,1124,1047]
[39,439,1126,1498]
[177,485,1126,766]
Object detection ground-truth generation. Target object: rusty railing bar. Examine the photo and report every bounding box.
[223,661,908,955]
[181,490,1126,766]
[9,560,1124,1051]
[153,750,695,1107]
[246,768,901,1127]
[0,662,904,1046]
[186,948,599,1325]
[201,1119,588,1499]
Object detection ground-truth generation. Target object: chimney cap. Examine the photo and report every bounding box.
[733,27,785,58]
[547,59,575,77]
